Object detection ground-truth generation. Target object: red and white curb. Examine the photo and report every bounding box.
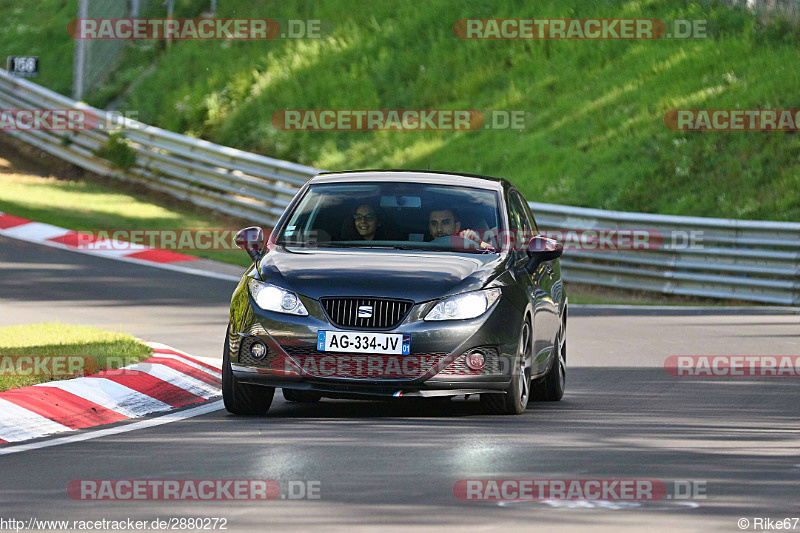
[0,341,221,444]
[0,212,198,265]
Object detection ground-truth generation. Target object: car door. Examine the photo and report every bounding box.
[508,190,559,376]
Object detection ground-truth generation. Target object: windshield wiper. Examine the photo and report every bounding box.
[291,242,411,250]
[284,242,498,253]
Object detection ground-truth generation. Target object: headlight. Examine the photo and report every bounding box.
[424,288,501,321]
[248,279,308,316]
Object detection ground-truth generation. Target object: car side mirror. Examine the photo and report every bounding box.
[235,226,266,265]
[525,235,563,272]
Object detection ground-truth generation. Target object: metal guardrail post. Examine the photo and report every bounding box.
[72,0,89,100]
[166,0,174,48]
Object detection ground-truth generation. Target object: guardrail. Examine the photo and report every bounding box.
[1,70,798,304]
[531,204,800,305]
[0,69,319,225]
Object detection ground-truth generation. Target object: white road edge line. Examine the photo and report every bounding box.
[571,304,800,312]
[0,230,242,282]
[0,400,225,456]
[148,352,222,377]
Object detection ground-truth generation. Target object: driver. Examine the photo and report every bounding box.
[428,208,494,250]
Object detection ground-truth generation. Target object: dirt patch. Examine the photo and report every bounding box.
[0,138,62,180]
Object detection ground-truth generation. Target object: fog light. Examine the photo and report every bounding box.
[466,351,485,371]
[250,341,267,360]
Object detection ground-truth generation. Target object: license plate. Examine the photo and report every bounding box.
[317,331,410,355]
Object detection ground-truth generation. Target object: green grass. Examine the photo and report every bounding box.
[0,322,152,391]
[0,153,252,266]
[0,0,177,101]
[0,1,77,96]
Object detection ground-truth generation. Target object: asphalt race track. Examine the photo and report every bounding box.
[1,234,799,532]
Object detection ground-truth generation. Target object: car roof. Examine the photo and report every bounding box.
[311,169,510,191]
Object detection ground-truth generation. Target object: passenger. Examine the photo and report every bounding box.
[349,204,387,241]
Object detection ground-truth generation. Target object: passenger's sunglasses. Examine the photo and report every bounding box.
[353,213,377,222]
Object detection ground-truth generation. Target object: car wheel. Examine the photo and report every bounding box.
[283,388,322,403]
[531,326,565,402]
[222,333,275,415]
[481,320,531,415]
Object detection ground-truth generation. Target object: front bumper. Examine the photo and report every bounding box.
[229,291,522,397]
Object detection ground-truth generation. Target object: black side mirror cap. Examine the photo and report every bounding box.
[235,226,266,263]
[525,235,563,272]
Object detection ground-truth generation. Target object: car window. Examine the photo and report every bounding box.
[516,191,540,233]
[278,182,502,253]
[508,191,533,248]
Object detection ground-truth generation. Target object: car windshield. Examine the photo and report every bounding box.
[278,181,503,253]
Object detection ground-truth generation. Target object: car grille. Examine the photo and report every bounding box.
[320,297,413,330]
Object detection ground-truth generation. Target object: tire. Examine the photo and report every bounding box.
[282,388,322,403]
[531,326,565,402]
[222,333,275,415]
[481,320,531,415]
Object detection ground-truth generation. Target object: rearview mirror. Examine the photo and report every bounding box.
[235,226,266,264]
[525,235,563,272]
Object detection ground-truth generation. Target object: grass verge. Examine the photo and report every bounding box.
[0,322,152,392]
[0,141,254,267]
[564,282,762,306]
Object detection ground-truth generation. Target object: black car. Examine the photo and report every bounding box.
[223,170,567,415]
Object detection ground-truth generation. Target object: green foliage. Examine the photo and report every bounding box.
[754,15,800,45]
[0,0,77,96]
[94,132,137,170]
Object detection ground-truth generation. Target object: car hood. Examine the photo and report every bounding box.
[257,246,508,303]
